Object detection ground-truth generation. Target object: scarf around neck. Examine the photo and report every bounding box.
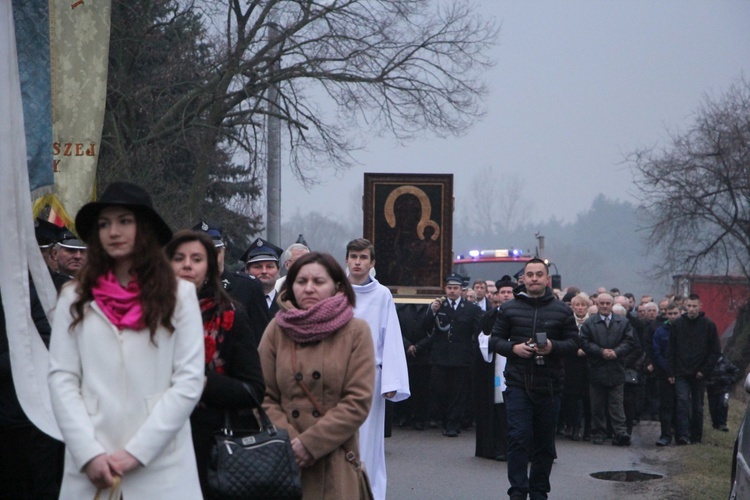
[275,293,353,344]
[91,270,144,330]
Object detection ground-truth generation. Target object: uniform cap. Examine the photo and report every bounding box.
[445,273,463,286]
[58,230,87,250]
[192,220,225,248]
[241,237,282,264]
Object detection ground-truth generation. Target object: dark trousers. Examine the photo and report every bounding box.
[590,383,627,439]
[431,365,470,433]
[644,374,660,418]
[623,383,643,433]
[675,375,705,442]
[561,390,591,436]
[402,362,431,425]
[504,386,560,500]
[707,390,729,428]
[657,376,676,440]
[0,424,64,499]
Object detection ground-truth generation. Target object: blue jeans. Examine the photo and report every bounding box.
[675,376,705,442]
[504,386,560,499]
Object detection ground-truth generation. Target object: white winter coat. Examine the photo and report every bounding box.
[48,279,205,499]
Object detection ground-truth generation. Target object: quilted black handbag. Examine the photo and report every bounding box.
[207,385,302,499]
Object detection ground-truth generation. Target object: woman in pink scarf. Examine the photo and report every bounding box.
[48,182,204,499]
[258,252,375,499]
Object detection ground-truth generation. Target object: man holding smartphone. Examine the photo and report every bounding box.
[490,259,579,500]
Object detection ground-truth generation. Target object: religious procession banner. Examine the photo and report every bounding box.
[12,0,53,196]
[1,0,61,440]
[31,0,112,230]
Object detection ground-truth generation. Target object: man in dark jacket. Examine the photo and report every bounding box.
[651,302,681,446]
[580,293,635,446]
[489,259,579,500]
[668,293,721,444]
[415,273,482,437]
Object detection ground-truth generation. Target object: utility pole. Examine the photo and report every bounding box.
[535,231,545,259]
[266,21,281,244]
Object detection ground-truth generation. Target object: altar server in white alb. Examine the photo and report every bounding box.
[346,238,410,500]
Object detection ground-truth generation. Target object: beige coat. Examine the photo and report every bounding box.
[259,315,375,500]
[48,279,204,499]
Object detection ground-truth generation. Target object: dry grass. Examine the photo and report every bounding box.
[668,400,746,499]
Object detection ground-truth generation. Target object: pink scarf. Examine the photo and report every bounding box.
[275,293,353,344]
[91,271,144,330]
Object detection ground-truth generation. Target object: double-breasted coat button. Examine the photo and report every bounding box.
[312,371,321,379]
[292,410,300,418]
[295,372,303,381]
[312,410,320,418]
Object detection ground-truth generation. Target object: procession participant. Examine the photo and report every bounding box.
[166,230,265,496]
[489,258,579,500]
[413,273,482,438]
[48,182,204,499]
[51,231,87,292]
[241,237,283,317]
[345,238,410,500]
[258,252,375,498]
[193,221,269,345]
[475,276,514,460]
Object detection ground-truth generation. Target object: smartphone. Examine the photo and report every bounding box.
[535,331,548,347]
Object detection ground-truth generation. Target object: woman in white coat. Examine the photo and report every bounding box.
[48,182,205,499]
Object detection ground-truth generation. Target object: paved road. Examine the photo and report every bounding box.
[385,419,679,499]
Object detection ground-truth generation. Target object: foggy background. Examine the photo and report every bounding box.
[268,1,750,298]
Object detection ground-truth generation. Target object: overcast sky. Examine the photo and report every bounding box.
[280,0,750,226]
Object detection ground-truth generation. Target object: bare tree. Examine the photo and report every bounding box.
[630,76,750,279]
[464,166,530,234]
[100,0,496,251]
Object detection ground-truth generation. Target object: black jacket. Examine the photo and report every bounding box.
[221,270,269,346]
[417,298,482,367]
[489,286,579,395]
[580,314,635,387]
[668,312,721,378]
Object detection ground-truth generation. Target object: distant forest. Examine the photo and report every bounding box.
[273,192,668,299]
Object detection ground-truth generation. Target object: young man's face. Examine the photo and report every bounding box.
[685,299,701,319]
[473,282,487,300]
[665,308,681,322]
[496,286,514,305]
[346,250,374,285]
[523,263,548,297]
[445,284,462,301]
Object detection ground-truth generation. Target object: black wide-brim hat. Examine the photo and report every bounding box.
[75,182,173,245]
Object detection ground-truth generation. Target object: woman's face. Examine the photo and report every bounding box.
[98,206,137,262]
[170,240,208,289]
[292,262,337,309]
[572,300,588,318]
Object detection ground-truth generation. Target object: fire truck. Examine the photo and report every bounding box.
[452,247,562,289]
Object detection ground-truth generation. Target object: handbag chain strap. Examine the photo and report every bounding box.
[290,344,364,471]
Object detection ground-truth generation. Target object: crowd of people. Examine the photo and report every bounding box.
[3,183,413,499]
[0,180,743,500]
[394,262,741,500]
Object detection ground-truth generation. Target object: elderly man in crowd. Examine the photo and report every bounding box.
[580,293,636,446]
